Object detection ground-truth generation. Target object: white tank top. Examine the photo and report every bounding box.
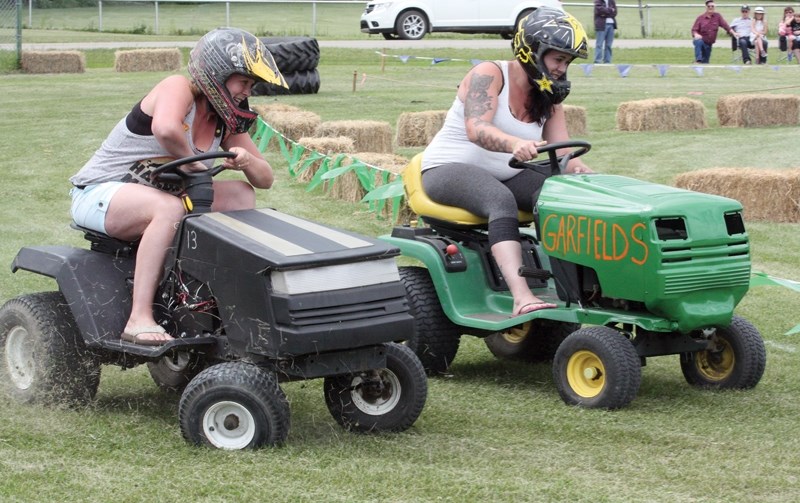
[422,60,545,181]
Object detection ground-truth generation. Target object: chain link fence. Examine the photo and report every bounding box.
[0,0,21,68]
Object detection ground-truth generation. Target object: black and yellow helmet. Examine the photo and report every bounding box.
[513,8,588,104]
[188,28,288,134]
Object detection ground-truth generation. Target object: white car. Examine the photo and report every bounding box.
[360,0,564,40]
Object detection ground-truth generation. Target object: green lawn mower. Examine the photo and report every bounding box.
[381,141,766,409]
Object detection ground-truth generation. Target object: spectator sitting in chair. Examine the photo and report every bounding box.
[790,11,800,63]
[779,6,796,62]
[692,0,735,63]
[751,6,768,64]
[730,4,754,64]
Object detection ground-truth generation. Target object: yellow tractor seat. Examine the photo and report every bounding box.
[402,153,534,226]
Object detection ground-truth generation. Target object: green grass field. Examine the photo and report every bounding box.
[1,25,800,503]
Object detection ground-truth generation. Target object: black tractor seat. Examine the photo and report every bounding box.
[71,223,139,257]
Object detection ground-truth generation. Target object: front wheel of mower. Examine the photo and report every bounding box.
[680,316,766,389]
[179,362,290,449]
[399,266,461,374]
[323,343,427,433]
[553,326,641,409]
[485,319,580,363]
[0,292,100,406]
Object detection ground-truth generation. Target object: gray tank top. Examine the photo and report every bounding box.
[70,101,223,194]
[422,60,545,181]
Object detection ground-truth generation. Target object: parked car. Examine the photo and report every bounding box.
[360,0,563,40]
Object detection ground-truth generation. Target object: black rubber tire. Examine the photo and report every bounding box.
[553,326,641,409]
[147,351,206,393]
[252,68,321,96]
[0,292,100,406]
[260,36,320,74]
[179,362,290,449]
[396,10,428,40]
[485,320,580,363]
[399,266,461,374]
[680,316,766,389]
[323,343,427,433]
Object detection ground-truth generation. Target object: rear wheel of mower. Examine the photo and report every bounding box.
[323,343,427,433]
[147,351,206,393]
[553,326,641,409]
[0,292,100,406]
[485,320,580,363]
[399,266,461,374]
[680,316,766,389]
[179,362,290,449]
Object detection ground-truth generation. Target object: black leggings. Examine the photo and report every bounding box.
[422,163,548,246]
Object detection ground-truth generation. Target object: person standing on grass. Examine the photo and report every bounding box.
[593,0,617,64]
[692,0,735,63]
[69,28,287,346]
[421,8,593,317]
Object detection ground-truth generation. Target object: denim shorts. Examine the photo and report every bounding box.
[69,182,125,234]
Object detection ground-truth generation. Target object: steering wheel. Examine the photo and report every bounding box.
[150,152,236,213]
[508,140,591,177]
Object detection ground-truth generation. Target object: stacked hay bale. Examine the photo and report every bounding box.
[674,168,800,222]
[330,153,408,203]
[21,51,85,73]
[316,120,393,154]
[563,104,588,136]
[395,110,447,147]
[294,136,356,182]
[114,49,182,72]
[255,108,321,151]
[616,98,707,131]
[717,94,800,128]
[332,153,413,223]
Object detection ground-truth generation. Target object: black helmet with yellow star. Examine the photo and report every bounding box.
[513,8,588,104]
[188,27,288,134]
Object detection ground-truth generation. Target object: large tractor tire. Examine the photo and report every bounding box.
[260,36,320,74]
[252,69,321,96]
[0,292,100,406]
[399,266,462,375]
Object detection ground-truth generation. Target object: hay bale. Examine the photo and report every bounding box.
[563,104,587,136]
[21,51,85,74]
[717,94,800,128]
[616,98,707,132]
[262,111,321,147]
[329,152,408,207]
[114,49,182,72]
[294,136,356,183]
[395,110,447,147]
[317,120,393,154]
[252,102,302,121]
[674,167,800,222]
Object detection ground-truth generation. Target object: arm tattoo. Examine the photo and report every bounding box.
[464,72,512,152]
[476,130,514,152]
[464,73,495,119]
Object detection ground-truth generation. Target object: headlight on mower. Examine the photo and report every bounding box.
[270,258,401,295]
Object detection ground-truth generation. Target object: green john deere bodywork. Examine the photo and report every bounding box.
[382,174,751,334]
